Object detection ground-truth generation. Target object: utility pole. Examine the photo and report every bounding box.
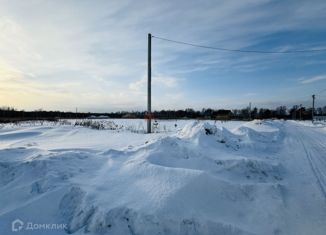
[147,33,152,133]
[299,104,302,120]
[312,94,315,123]
[248,102,251,120]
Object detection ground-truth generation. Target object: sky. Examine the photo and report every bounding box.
[0,0,326,112]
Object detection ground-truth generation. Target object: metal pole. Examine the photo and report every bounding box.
[312,94,315,123]
[147,33,152,133]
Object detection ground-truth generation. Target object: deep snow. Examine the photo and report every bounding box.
[0,119,325,235]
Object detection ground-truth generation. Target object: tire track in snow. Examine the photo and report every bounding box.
[296,126,326,200]
[312,141,326,170]
[299,128,326,177]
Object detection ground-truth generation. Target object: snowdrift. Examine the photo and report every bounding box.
[0,120,289,234]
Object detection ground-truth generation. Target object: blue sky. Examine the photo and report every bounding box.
[0,0,326,112]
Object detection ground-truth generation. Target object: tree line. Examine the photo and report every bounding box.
[1,105,326,122]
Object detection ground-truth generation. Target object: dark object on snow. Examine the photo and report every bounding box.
[205,128,214,135]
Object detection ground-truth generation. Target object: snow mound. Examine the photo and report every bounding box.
[236,126,279,143]
[0,120,291,235]
[179,121,219,138]
[146,122,283,183]
[179,121,241,150]
[229,121,283,151]
[51,122,286,234]
[178,121,282,151]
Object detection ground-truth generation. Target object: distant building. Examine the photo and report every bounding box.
[87,115,109,119]
[213,110,232,120]
[122,113,137,119]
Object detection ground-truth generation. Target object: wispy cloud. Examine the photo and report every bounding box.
[300,75,326,84]
[129,74,181,92]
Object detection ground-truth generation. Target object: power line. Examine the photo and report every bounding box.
[152,35,326,54]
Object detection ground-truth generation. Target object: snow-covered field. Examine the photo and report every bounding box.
[0,119,325,235]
